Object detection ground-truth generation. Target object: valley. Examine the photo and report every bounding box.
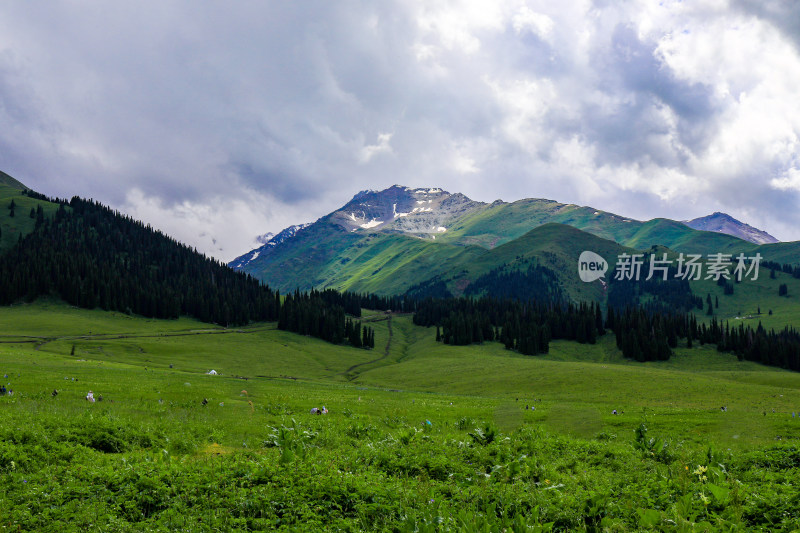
[0,302,799,529]
[0,173,798,530]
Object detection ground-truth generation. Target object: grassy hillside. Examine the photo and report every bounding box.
[319,232,488,295]
[0,170,27,190]
[0,301,798,530]
[459,224,631,302]
[691,267,800,329]
[0,177,64,253]
[244,218,365,292]
[437,197,766,258]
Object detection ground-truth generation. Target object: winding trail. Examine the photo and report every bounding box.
[341,313,394,381]
[5,326,273,352]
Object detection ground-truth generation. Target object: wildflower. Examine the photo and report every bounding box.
[699,492,710,506]
[544,479,550,485]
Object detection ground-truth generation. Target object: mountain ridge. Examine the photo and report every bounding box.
[228,185,800,311]
[683,212,779,245]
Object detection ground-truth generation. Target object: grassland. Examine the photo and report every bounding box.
[691,267,800,330]
[0,301,799,530]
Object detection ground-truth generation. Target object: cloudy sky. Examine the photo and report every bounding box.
[1,0,799,260]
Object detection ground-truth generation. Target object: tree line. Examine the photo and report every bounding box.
[415,294,800,371]
[0,197,280,326]
[0,195,375,350]
[414,297,604,355]
[763,260,800,280]
[277,290,375,349]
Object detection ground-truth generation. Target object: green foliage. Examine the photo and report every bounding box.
[0,302,797,530]
[633,420,673,463]
[468,423,497,446]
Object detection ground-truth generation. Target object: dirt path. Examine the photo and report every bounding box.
[341,314,394,380]
[21,326,272,351]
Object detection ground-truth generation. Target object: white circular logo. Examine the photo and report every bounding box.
[578,251,608,282]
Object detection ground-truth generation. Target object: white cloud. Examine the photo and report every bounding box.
[770,168,800,192]
[359,132,394,163]
[512,7,554,42]
[119,188,301,262]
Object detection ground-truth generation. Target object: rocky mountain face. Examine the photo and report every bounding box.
[683,212,779,245]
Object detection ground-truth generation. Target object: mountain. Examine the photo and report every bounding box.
[232,185,800,298]
[0,170,27,190]
[329,185,485,236]
[0,173,65,253]
[230,223,311,270]
[0,185,279,326]
[683,212,779,245]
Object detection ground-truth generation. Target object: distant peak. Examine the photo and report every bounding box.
[684,212,779,245]
[350,189,377,202]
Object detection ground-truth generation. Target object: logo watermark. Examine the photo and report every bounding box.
[578,251,762,282]
[578,251,608,282]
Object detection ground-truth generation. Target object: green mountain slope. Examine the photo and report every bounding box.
[0,169,27,190]
[238,185,798,299]
[439,198,761,256]
[0,172,65,253]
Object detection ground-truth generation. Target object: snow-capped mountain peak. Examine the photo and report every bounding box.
[330,185,484,235]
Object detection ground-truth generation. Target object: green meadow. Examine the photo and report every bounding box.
[1,302,799,531]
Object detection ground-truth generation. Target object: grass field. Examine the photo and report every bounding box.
[1,302,799,531]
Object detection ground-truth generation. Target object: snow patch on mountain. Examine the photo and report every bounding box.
[330,184,485,235]
[360,219,383,229]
